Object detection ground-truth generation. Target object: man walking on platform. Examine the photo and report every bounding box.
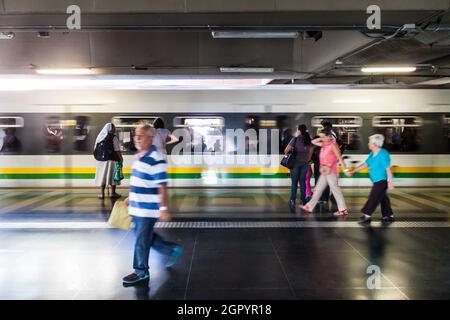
[122,124,183,287]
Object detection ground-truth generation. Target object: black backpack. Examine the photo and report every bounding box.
[93,135,119,161]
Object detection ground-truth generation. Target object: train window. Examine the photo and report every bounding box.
[46,116,65,153]
[444,116,450,152]
[73,116,91,152]
[258,119,279,154]
[242,115,259,154]
[311,116,362,151]
[0,117,23,153]
[112,116,159,152]
[372,116,422,152]
[173,116,225,153]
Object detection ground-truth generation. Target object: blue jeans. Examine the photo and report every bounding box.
[290,162,310,205]
[133,216,177,276]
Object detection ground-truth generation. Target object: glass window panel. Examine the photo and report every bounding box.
[0,116,23,154]
[112,116,161,152]
[46,116,64,153]
[174,117,225,153]
[372,116,422,152]
[311,116,362,151]
[73,116,90,152]
[444,116,450,152]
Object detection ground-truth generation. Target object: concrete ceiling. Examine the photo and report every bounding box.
[0,0,450,87]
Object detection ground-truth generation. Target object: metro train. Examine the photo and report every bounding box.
[0,88,449,187]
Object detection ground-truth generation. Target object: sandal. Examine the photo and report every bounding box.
[333,209,349,216]
[300,205,313,214]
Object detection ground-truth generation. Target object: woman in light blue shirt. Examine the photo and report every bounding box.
[346,134,395,226]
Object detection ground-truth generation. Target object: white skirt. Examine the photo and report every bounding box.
[95,160,119,186]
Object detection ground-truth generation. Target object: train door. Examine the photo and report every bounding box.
[73,116,91,152]
[45,116,66,154]
[45,115,75,188]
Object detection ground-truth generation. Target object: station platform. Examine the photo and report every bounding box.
[0,187,449,300]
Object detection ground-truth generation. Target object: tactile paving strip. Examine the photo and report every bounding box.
[0,221,449,229]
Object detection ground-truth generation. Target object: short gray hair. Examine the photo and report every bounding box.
[369,134,384,148]
[136,124,155,138]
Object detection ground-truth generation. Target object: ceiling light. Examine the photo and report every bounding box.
[219,67,274,73]
[35,68,94,75]
[361,66,416,73]
[212,31,299,39]
[0,32,14,40]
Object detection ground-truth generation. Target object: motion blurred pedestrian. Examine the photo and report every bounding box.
[285,124,314,212]
[122,124,183,287]
[94,123,123,199]
[301,127,349,216]
[346,134,395,226]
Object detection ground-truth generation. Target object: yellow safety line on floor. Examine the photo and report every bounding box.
[0,191,62,214]
[394,191,450,212]
[32,193,81,211]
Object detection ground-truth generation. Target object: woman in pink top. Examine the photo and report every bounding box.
[301,127,350,216]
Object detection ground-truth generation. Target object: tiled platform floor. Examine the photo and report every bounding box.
[0,188,449,300]
[0,187,449,220]
[0,227,449,300]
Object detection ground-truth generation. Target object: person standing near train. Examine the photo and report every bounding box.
[301,127,349,216]
[152,117,179,156]
[285,124,314,213]
[346,134,395,226]
[321,120,338,141]
[122,124,183,287]
[304,159,313,203]
[312,120,338,205]
[94,123,123,199]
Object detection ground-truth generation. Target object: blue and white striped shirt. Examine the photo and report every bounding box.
[129,145,168,218]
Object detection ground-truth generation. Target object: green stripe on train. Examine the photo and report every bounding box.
[0,172,450,179]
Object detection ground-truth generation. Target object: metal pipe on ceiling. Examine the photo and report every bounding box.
[0,25,417,32]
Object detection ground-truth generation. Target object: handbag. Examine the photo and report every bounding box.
[108,200,131,230]
[280,138,297,169]
[113,161,124,182]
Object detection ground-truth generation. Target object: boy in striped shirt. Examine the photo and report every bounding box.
[122,125,183,287]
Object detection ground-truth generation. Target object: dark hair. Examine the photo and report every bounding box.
[297,124,312,145]
[321,120,333,129]
[320,126,333,137]
[153,118,165,129]
[283,128,293,138]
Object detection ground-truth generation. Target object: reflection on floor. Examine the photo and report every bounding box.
[1,227,449,300]
[0,188,449,300]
